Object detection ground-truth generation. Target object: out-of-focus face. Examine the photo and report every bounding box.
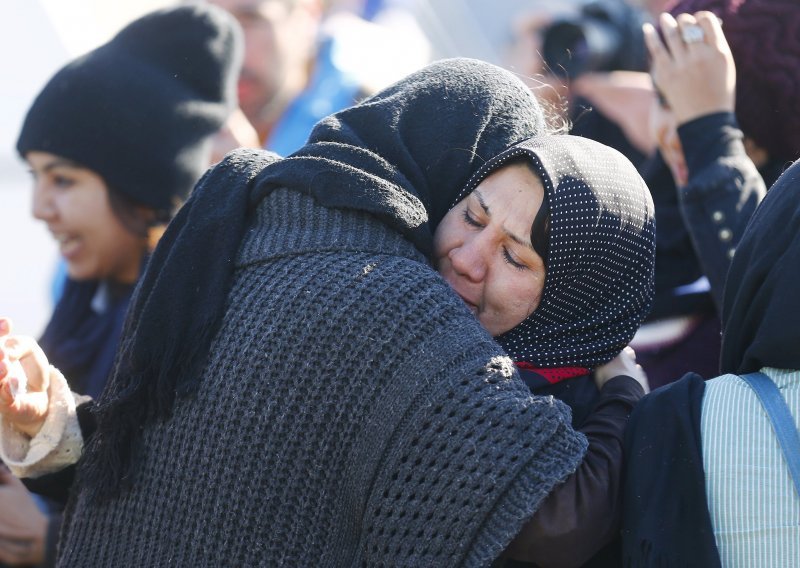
[210,0,320,125]
[433,161,547,336]
[27,151,146,284]
[650,94,688,186]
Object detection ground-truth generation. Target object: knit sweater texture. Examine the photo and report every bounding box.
[57,189,587,566]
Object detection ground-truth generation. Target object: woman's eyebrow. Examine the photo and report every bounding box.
[474,189,534,251]
[507,229,534,251]
[474,189,490,215]
[41,158,82,173]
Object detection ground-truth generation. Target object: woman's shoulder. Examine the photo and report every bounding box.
[639,372,706,409]
[627,372,708,439]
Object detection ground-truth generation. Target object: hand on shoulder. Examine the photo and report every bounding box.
[594,346,650,394]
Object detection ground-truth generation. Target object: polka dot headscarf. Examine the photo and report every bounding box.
[452,135,656,368]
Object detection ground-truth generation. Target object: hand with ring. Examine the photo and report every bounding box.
[680,23,705,44]
[643,11,736,125]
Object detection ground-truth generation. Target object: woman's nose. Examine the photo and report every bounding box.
[449,235,488,282]
[31,184,55,222]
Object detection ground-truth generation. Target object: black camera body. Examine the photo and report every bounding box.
[541,0,648,79]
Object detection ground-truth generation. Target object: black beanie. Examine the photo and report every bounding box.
[16,3,243,211]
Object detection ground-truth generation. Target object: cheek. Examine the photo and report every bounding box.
[83,206,131,259]
[487,272,544,331]
[432,215,460,263]
[511,277,543,319]
[95,225,145,281]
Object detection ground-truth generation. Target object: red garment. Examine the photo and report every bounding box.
[515,362,589,384]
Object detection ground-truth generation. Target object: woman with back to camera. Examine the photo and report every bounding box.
[0,4,241,566]
[2,58,652,566]
[621,158,800,567]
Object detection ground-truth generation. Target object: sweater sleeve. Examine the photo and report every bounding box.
[500,375,644,567]
[676,112,766,309]
[0,367,88,479]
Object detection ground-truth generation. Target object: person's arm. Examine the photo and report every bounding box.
[1,366,87,479]
[1,318,88,479]
[0,467,48,567]
[501,375,644,567]
[644,11,766,309]
[676,112,765,308]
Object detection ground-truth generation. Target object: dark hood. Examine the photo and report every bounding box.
[251,57,548,256]
[443,135,656,368]
[720,158,800,374]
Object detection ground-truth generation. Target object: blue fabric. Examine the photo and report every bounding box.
[740,372,800,499]
[39,279,133,398]
[265,37,362,157]
[50,258,68,305]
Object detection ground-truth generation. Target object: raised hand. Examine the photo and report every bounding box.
[643,11,736,125]
[0,319,51,437]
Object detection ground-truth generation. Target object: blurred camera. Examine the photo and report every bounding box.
[541,0,647,79]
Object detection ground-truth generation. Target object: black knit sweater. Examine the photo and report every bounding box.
[57,189,587,566]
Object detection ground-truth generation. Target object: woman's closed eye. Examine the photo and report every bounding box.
[462,206,531,270]
[503,247,528,270]
[462,207,483,228]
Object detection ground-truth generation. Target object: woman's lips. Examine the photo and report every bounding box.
[53,233,81,259]
[456,293,479,316]
[442,270,480,315]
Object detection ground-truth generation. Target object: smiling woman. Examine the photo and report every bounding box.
[26,152,150,285]
[1,4,242,566]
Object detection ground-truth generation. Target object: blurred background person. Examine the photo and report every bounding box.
[489,0,800,387]
[0,4,242,566]
[1,0,429,340]
[415,0,652,165]
[209,0,430,155]
[630,0,800,388]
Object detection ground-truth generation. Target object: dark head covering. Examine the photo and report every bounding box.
[251,58,549,252]
[81,58,549,498]
[443,135,656,368]
[720,158,800,374]
[16,3,243,210]
[666,0,800,162]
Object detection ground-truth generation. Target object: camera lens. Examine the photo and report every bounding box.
[539,0,647,79]
[542,17,622,78]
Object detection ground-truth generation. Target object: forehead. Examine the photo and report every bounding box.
[476,160,543,197]
[26,150,81,170]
